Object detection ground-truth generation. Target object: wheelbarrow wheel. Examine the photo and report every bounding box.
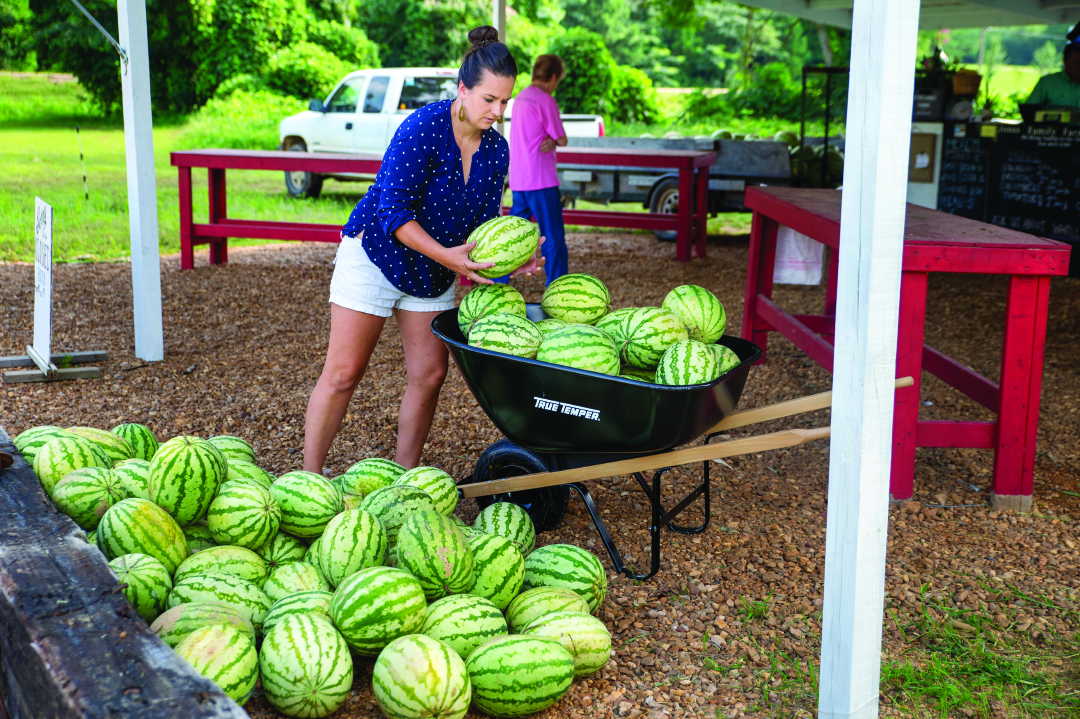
[465,439,569,533]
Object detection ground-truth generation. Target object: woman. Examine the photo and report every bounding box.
[303,26,544,473]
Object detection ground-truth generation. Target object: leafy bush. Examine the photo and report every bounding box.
[678,88,733,125]
[727,62,800,118]
[265,42,349,100]
[307,19,379,68]
[356,0,487,68]
[213,73,267,98]
[550,27,614,115]
[607,64,661,123]
[177,89,306,150]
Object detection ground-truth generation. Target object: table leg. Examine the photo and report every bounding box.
[821,246,839,344]
[208,168,228,266]
[695,166,708,259]
[890,270,928,503]
[178,167,194,270]
[676,167,693,262]
[741,213,778,364]
[991,275,1051,511]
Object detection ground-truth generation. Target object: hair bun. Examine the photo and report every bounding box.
[468,25,500,48]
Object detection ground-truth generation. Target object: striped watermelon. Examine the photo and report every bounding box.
[207,480,281,549]
[208,435,256,464]
[474,502,535,556]
[329,566,427,655]
[317,509,387,586]
[461,526,487,542]
[537,324,620,376]
[108,553,173,623]
[465,532,524,611]
[263,561,331,602]
[174,545,269,586]
[654,339,720,386]
[662,284,726,342]
[183,522,217,554]
[67,426,134,464]
[522,610,612,677]
[619,307,689,369]
[260,615,353,718]
[114,459,151,500]
[396,512,474,601]
[226,459,274,488]
[710,343,741,374]
[535,318,567,336]
[14,426,75,464]
[385,545,398,567]
[150,601,256,647]
[421,594,507,660]
[457,284,526,336]
[85,528,101,551]
[256,531,307,570]
[541,273,610,324]
[392,466,457,516]
[506,587,590,633]
[175,625,259,703]
[523,544,607,612]
[464,635,574,717]
[52,467,126,530]
[34,435,111,497]
[110,423,158,461]
[96,498,189,574]
[359,485,437,548]
[168,572,272,630]
[148,436,226,527]
[263,590,334,634]
[468,313,543,359]
[619,366,655,382]
[270,471,343,539]
[467,215,540,279]
[594,307,636,344]
[373,634,471,719]
[336,457,405,510]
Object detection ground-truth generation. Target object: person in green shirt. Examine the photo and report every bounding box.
[1027,42,1080,108]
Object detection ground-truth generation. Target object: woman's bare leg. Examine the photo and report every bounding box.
[303,304,386,473]
[394,308,449,468]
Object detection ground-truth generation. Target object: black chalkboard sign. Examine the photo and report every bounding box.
[939,137,988,217]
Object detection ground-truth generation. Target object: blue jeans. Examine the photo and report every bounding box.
[509,187,568,286]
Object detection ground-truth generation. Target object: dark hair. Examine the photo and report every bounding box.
[1066,42,1080,60]
[532,54,565,82]
[459,25,518,89]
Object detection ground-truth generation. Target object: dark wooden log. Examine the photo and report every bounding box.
[0,426,250,719]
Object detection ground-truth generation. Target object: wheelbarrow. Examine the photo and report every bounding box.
[433,305,912,581]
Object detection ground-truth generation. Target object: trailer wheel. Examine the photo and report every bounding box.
[284,142,323,199]
[465,439,569,533]
[648,178,679,242]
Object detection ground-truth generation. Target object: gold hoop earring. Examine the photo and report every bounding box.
[497,115,504,125]
[458,101,466,122]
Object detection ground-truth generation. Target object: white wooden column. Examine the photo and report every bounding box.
[117,0,164,362]
[492,0,506,42]
[817,0,919,717]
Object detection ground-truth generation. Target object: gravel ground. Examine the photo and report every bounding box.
[2,232,1078,719]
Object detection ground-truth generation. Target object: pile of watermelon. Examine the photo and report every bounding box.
[462,274,742,386]
[14,425,615,718]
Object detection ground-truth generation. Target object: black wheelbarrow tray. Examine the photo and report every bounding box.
[433,305,912,580]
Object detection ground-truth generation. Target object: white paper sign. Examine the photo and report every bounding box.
[33,197,53,362]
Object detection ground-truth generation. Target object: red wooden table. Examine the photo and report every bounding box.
[741,187,1071,510]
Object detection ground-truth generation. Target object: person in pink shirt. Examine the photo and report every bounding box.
[509,55,568,284]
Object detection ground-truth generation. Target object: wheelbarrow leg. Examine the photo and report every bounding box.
[634,463,712,535]
[567,475,664,582]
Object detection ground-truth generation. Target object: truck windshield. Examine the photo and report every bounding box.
[399,77,457,111]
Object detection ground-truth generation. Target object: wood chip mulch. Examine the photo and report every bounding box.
[2,232,1078,719]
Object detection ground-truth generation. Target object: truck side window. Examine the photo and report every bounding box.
[399,77,456,111]
[327,78,363,113]
[364,76,390,113]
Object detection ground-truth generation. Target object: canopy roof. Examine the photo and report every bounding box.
[736,0,1080,29]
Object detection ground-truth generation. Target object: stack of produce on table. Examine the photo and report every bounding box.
[461,274,741,386]
[14,424,614,718]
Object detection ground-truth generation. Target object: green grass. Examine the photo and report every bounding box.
[960,63,1044,102]
[0,72,111,127]
[607,89,799,139]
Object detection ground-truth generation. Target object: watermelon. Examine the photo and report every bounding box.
[385,545,398,567]
[257,531,307,570]
[317,509,387,586]
[619,366,655,383]
[108,553,173,623]
[270,471,343,539]
[537,324,620,376]
[96,498,189,574]
[619,307,689,369]
[207,480,281,550]
[654,339,721,386]
[264,561,330,602]
[148,436,226,527]
[468,313,543,359]
[52,467,126,530]
[373,634,471,719]
[304,536,321,565]
[33,435,111,497]
[168,572,272,630]
[113,459,151,500]
[175,625,259,704]
[506,586,591,633]
[421,594,507,660]
[523,544,607,612]
[465,532,524,611]
[710,343,741,374]
[174,545,269,586]
[534,318,567,336]
[263,590,334,634]
[336,457,405,509]
[110,423,159,462]
[14,426,75,465]
[226,459,274,488]
[66,426,135,464]
[329,566,427,655]
[473,502,535,556]
[594,307,636,344]
[662,284,727,342]
[461,526,487,542]
[359,485,437,548]
[522,610,612,677]
[396,511,474,601]
[208,435,256,463]
[392,466,457,516]
[260,615,353,718]
[183,523,217,554]
[457,284,526,336]
[150,601,256,647]
[466,214,540,279]
[540,273,610,324]
[464,635,574,717]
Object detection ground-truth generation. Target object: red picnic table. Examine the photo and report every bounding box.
[170,147,715,270]
[741,186,1071,511]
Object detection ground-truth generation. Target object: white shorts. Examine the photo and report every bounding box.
[329,232,456,318]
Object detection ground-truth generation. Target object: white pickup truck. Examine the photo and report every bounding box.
[279,67,604,198]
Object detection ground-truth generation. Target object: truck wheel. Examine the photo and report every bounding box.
[284,142,323,199]
[465,439,569,533]
[649,178,679,242]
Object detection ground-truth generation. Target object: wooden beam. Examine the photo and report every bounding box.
[0,351,106,369]
[2,367,101,384]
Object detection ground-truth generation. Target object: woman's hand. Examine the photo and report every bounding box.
[538,136,557,153]
[510,236,547,279]
[438,242,497,284]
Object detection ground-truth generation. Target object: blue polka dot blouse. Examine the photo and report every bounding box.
[342,99,509,298]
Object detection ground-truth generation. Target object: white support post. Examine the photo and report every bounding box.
[817,0,919,717]
[117,0,164,362]
[492,0,506,43]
